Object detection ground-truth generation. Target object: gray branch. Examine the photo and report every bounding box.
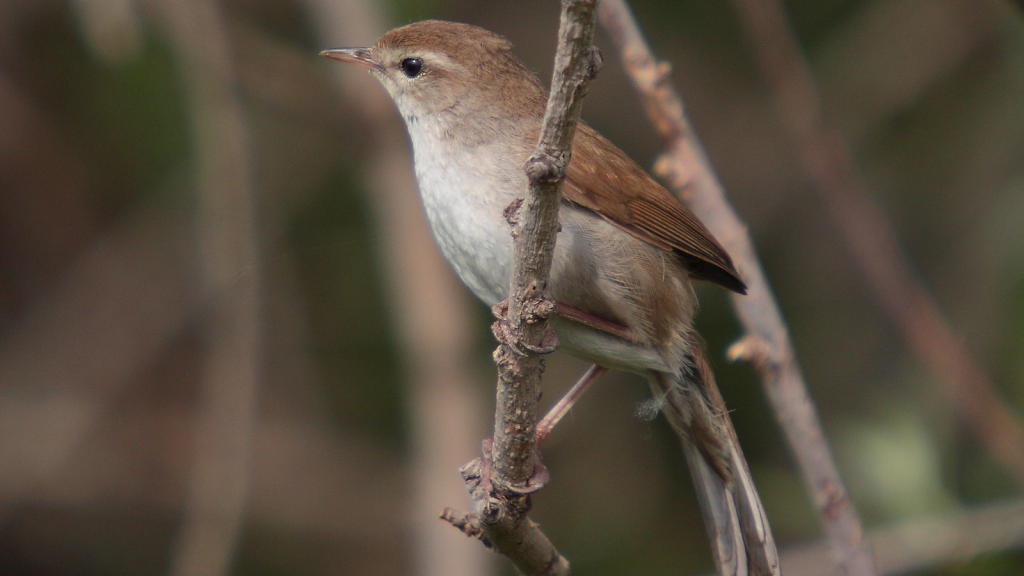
[492,0,602,493]
[447,1,602,574]
[597,1,876,575]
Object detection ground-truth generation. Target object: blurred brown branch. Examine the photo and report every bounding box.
[0,198,194,509]
[231,22,352,132]
[728,0,1024,489]
[780,497,1024,576]
[597,1,876,575]
[0,72,96,288]
[0,67,194,521]
[69,0,143,65]
[147,0,263,575]
[303,1,492,576]
[0,396,406,563]
[450,2,600,574]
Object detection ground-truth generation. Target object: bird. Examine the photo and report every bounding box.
[321,20,780,576]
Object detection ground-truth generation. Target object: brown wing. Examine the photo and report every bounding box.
[563,123,747,294]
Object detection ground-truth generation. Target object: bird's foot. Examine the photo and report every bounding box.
[491,299,558,355]
[535,364,609,444]
[462,438,550,498]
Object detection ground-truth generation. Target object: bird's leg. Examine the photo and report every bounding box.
[536,364,609,444]
[554,301,638,342]
[494,299,626,443]
[532,302,633,443]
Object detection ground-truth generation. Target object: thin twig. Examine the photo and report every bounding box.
[597,1,876,575]
[148,1,263,575]
[727,0,1024,490]
[462,1,601,574]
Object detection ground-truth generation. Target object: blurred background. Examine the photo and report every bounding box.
[0,0,1022,575]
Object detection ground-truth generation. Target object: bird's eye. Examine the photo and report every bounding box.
[400,57,423,78]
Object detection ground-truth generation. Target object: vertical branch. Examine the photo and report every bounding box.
[727,0,1024,489]
[597,1,877,575]
[150,1,263,575]
[451,1,602,574]
[491,0,602,492]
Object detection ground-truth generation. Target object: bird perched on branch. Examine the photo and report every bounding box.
[322,20,780,576]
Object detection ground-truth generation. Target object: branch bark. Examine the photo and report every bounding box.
[727,0,1024,490]
[492,0,602,493]
[450,2,602,574]
[597,2,876,575]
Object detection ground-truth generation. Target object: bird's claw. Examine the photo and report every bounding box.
[491,299,559,355]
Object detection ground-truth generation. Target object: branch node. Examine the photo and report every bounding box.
[586,46,604,79]
[654,150,693,192]
[503,197,524,228]
[819,479,850,520]
[727,334,773,366]
[478,497,505,524]
[653,60,672,85]
[491,298,559,355]
[523,295,556,324]
[491,319,526,357]
[490,300,526,355]
[525,153,565,184]
[523,330,559,354]
[497,458,551,495]
[460,457,484,490]
[523,466,552,494]
[440,508,494,549]
[491,300,509,320]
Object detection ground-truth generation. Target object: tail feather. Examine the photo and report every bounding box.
[729,440,780,576]
[649,336,781,576]
[682,440,748,576]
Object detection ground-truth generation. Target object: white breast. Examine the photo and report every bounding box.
[402,114,680,376]
[408,126,517,306]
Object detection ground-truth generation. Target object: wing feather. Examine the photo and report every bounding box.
[562,123,746,294]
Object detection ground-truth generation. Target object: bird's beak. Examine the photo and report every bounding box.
[319,47,382,71]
